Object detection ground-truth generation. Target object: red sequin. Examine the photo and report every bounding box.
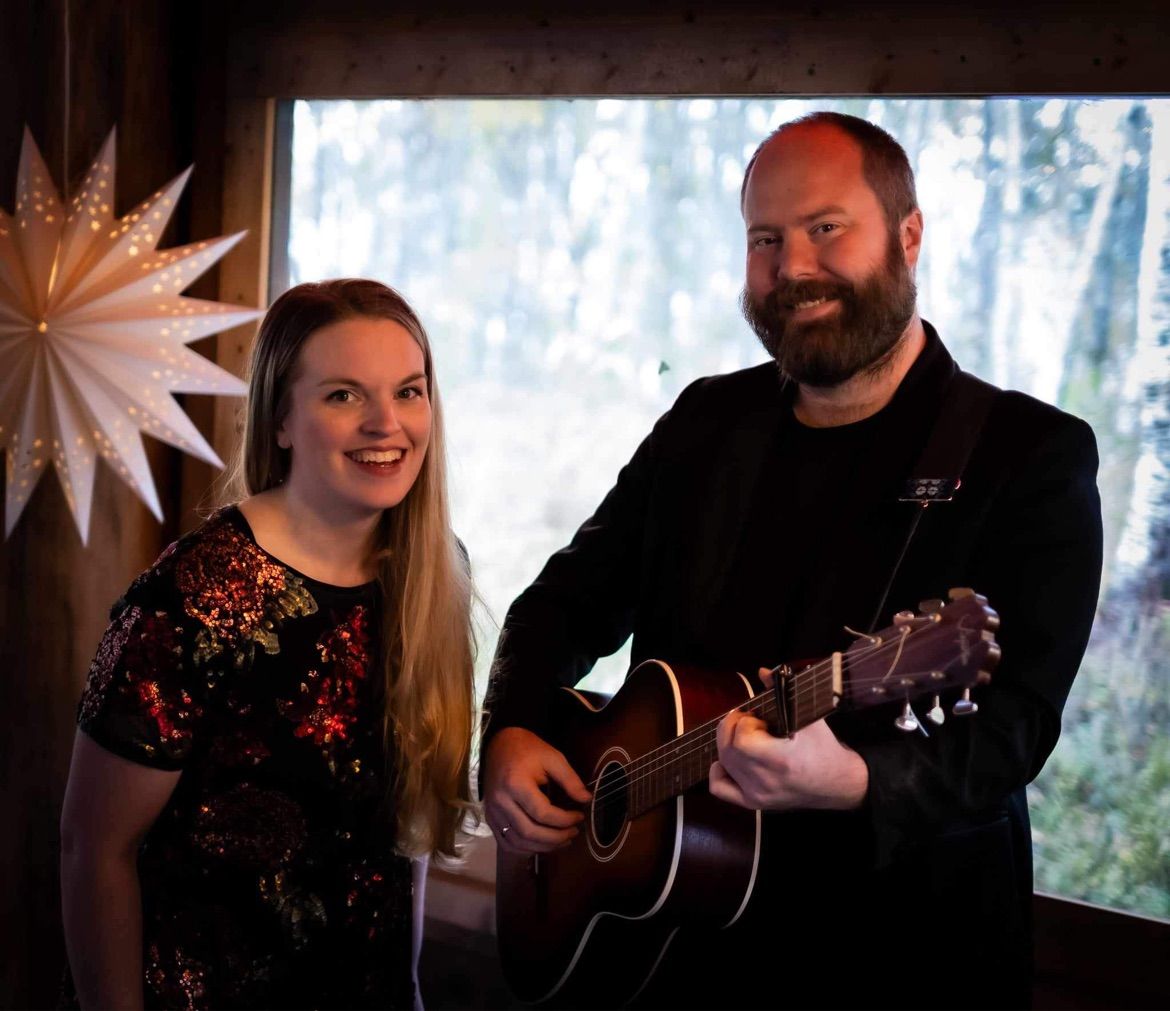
[174,520,316,668]
[278,606,371,757]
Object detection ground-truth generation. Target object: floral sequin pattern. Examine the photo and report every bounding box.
[79,603,143,724]
[145,942,210,1011]
[192,784,307,869]
[174,518,317,669]
[278,605,372,775]
[208,720,272,768]
[258,870,329,950]
[80,606,197,762]
[344,859,390,938]
[72,508,410,1009]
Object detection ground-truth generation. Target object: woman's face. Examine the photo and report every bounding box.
[276,316,432,523]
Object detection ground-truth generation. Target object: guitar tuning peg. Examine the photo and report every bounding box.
[918,598,943,616]
[893,610,916,627]
[843,625,882,645]
[894,700,920,733]
[927,695,945,725]
[952,687,979,716]
[947,587,976,600]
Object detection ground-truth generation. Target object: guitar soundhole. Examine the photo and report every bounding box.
[591,759,629,848]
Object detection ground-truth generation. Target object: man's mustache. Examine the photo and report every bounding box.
[760,279,854,314]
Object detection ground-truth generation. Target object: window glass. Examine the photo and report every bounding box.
[289,97,1170,920]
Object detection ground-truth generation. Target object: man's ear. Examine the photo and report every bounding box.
[900,208,924,270]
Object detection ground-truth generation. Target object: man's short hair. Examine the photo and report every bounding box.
[740,112,919,229]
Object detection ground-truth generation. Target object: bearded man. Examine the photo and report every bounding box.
[483,112,1102,1009]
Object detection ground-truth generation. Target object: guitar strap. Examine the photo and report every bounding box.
[865,369,1000,632]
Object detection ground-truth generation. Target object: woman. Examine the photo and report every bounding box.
[60,279,477,1010]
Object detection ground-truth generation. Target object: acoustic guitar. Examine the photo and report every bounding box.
[496,587,1001,1007]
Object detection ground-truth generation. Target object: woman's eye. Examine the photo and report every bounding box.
[397,385,425,400]
[327,389,356,403]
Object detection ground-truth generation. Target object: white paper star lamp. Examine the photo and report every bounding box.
[0,127,261,544]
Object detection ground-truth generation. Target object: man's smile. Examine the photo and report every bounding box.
[789,296,833,310]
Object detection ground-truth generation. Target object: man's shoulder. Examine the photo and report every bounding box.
[673,361,782,411]
[987,385,1096,444]
[966,380,1099,475]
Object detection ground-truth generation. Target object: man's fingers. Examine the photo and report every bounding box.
[491,797,579,852]
[717,709,744,751]
[725,712,769,752]
[709,760,748,808]
[546,751,592,804]
[759,665,775,688]
[515,785,584,830]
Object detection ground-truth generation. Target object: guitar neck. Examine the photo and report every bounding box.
[627,662,838,819]
[620,590,1001,820]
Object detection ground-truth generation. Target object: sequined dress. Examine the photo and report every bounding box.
[76,506,414,1010]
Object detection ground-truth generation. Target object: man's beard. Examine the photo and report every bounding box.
[740,235,917,388]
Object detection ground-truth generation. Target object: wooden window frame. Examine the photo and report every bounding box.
[212,8,1170,1007]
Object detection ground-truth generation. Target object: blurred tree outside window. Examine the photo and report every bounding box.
[288,97,1170,921]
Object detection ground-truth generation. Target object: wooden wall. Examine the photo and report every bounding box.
[225,0,1170,99]
[2,2,1168,1009]
[0,1,226,1005]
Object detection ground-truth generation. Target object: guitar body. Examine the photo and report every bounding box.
[497,660,761,1007]
[497,590,1003,1007]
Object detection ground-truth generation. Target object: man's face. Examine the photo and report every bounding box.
[740,124,921,388]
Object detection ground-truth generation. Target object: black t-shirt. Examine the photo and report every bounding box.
[718,409,895,671]
[75,507,413,1010]
[713,337,951,677]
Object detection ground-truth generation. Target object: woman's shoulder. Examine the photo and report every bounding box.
[117,505,321,668]
[117,506,245,607]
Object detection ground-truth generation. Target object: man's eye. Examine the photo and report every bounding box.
[812,223,839,235]
[753,236,777,248]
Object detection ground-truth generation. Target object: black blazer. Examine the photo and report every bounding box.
[486,325,1102,1007]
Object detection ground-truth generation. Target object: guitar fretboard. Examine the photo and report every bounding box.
[622,661,841,819]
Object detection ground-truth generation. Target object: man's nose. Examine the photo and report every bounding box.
[775,235,818,280]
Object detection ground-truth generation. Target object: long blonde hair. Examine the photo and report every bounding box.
[235,278,476,858]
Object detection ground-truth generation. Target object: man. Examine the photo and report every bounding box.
[482,112,1102,1009]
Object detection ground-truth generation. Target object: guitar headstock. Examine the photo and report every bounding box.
[840,587,1000,723]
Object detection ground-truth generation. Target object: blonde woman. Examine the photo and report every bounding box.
[60,279,476,1010]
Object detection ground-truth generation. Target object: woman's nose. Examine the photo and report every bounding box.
[362,397,403,435]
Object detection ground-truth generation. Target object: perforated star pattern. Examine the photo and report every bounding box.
[0,127,260,543]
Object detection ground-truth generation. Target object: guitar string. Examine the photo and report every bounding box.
[586,652,970,816]
[586,631,981,807]
[581,604,991,811]
[585,634,987,811]
[585,629,935,802]
[586,623,947,797]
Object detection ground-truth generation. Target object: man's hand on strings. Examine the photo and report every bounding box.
[708,667,869,812]
[483,727,592,854]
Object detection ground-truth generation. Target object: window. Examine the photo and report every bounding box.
[287,97,1170,920]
